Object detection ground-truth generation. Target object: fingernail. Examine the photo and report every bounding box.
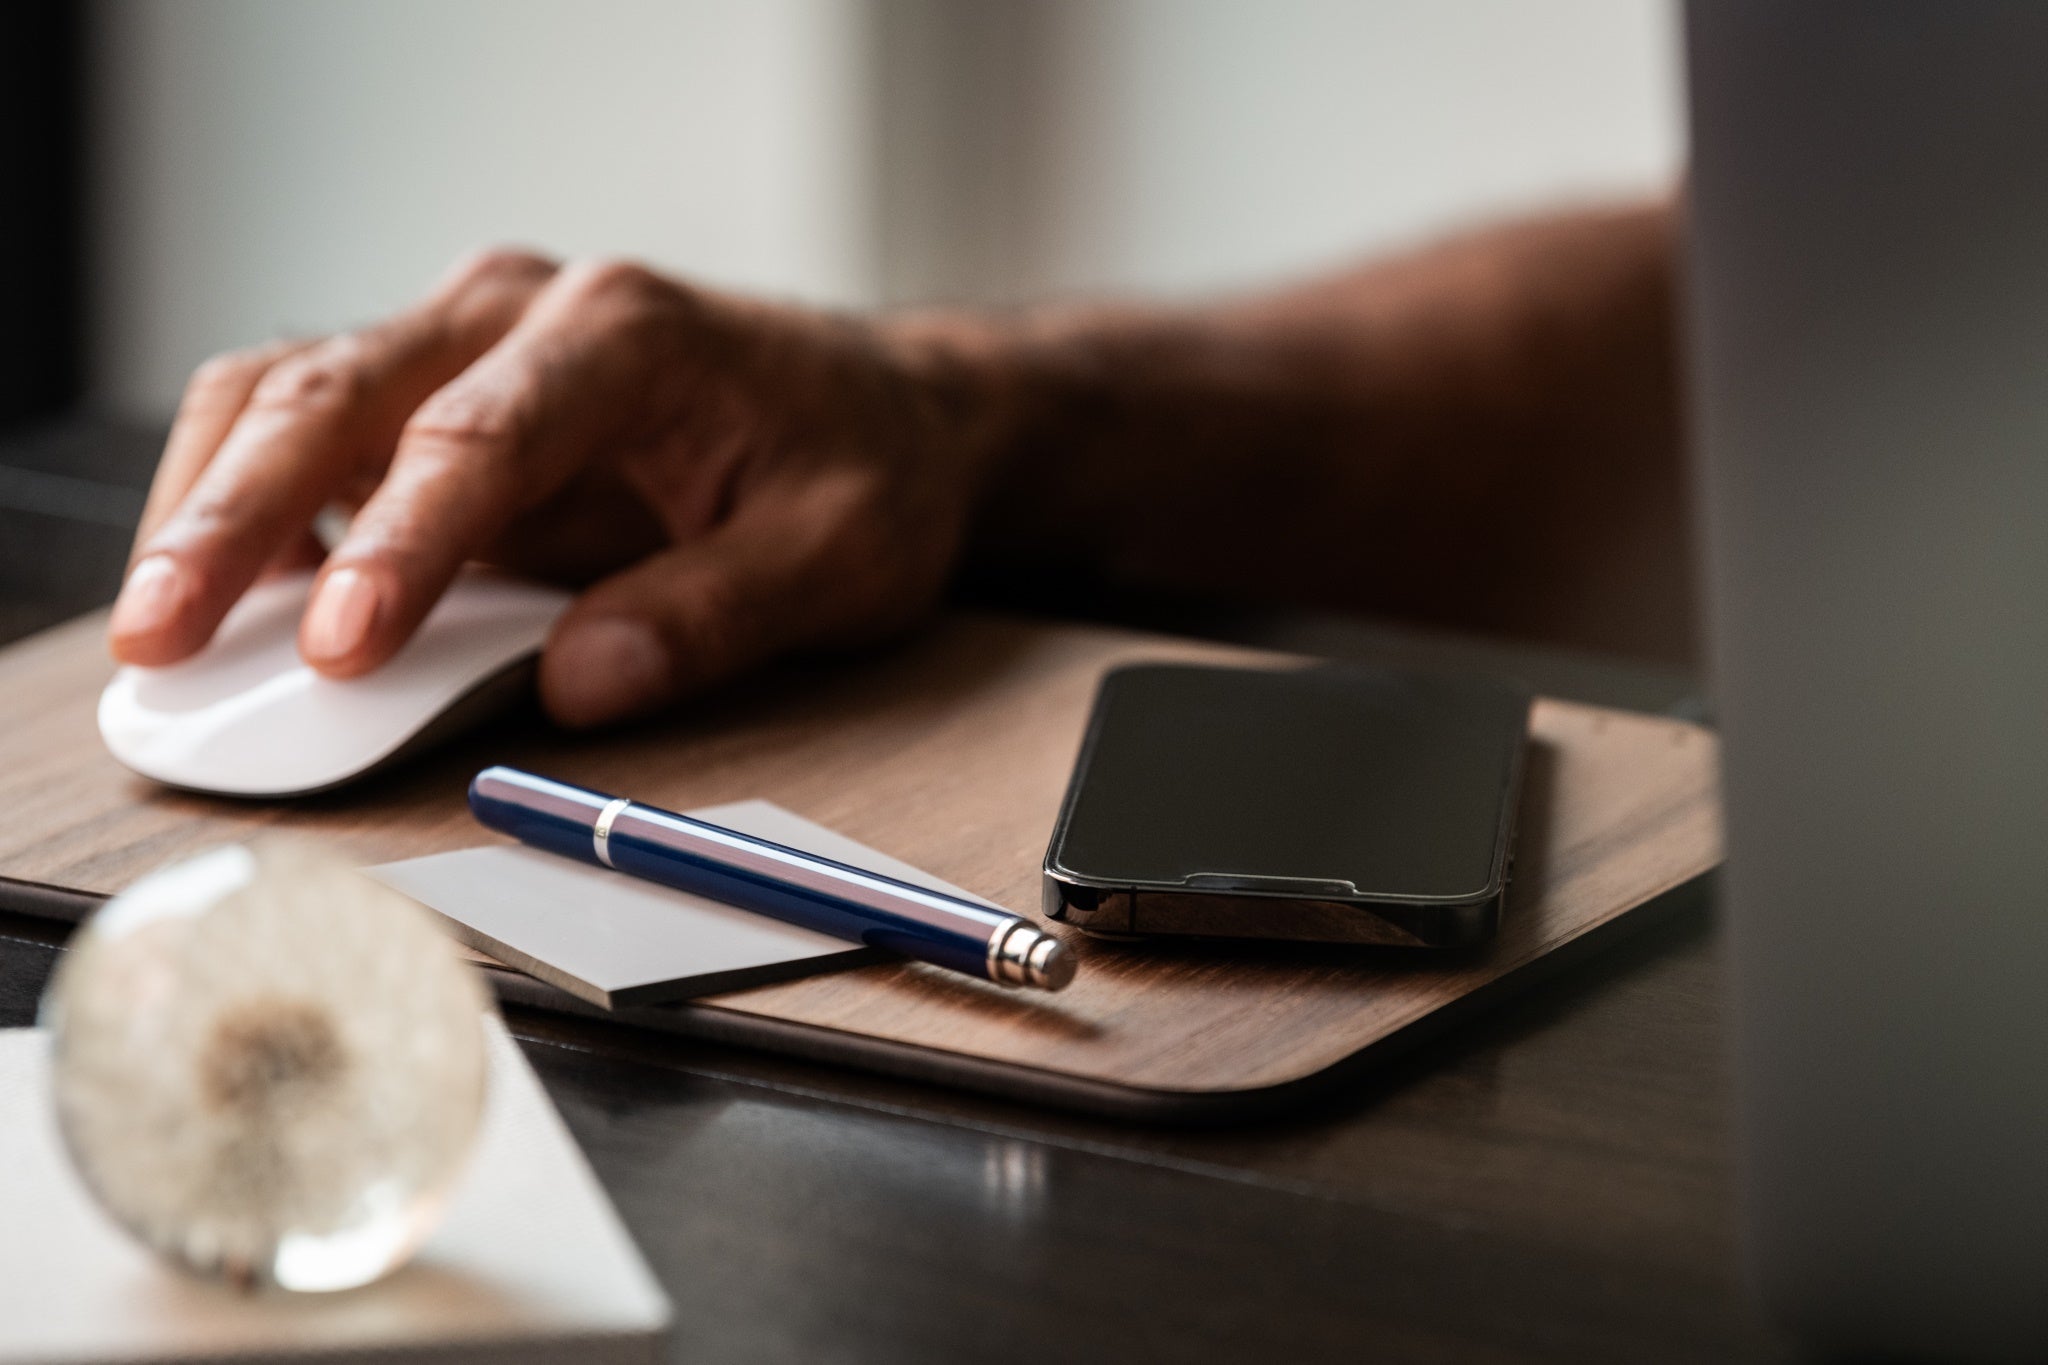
[546,617,668,726]
[301,566,381,663]
[110,555,195,641]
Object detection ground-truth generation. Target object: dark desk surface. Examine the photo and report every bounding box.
[0,418,1789,1364]
[0,873,1778,1362]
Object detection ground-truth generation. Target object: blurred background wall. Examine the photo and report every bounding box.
[87,0,1682,420]
[90,0,878,417]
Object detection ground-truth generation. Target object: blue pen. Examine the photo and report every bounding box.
[468,766,1076,992]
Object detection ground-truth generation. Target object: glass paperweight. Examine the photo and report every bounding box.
[41,839,490,1292]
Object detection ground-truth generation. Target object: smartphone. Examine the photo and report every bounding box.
[1041,662,1530,947]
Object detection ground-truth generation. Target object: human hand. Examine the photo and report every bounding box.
[108,250,991,726]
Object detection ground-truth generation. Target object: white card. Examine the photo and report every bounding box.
[370,800,1003,1009]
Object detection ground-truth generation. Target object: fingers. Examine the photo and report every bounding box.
[301,260,684,676]
[111,340,313,659]
[538,492,862,727]
[109,249,557,667]
[133,338,311,561]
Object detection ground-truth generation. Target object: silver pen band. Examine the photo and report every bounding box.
[591,797,632,869]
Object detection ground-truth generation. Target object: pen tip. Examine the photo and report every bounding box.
[1029,936,1078,992]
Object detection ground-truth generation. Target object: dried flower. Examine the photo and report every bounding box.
[42,840,489,1292]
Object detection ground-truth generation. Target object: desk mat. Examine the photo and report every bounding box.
[0,611,1722,1120]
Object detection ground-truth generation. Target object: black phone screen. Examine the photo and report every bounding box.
[1049,663,1529,903]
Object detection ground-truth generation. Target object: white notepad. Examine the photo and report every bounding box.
[370,799,1005,1009]
[0,1018,668,1364]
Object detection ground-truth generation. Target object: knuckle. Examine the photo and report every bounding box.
[247,343,366,417]
[179,346,277,414]
[557,256,662,310]
[444,245,556,294]
[666,573,752,666]
[819,490,948,624]
[402,378,531,454]
[187,350,257,394]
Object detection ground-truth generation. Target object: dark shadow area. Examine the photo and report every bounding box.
[0,3,85,430]
[0,419,162,643]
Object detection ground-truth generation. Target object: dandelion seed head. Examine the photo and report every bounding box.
[43,839,489,1292]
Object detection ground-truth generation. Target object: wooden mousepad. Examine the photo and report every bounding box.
[0,611,1722,1121]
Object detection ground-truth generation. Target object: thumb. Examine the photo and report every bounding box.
[538,512,824,728]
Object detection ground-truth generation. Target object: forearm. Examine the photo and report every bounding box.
[890,198,1692,661]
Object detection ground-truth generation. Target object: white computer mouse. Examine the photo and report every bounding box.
[99,568,572,798]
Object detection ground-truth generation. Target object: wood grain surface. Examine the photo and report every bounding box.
[0,609,1721,1100]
